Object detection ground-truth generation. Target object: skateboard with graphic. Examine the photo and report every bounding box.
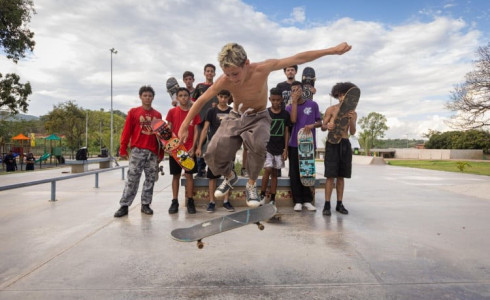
[166,77,179,107]
[171,203,277,249]
[298,128,316,186]
[327,86,360,144]
[301,67,316,100]
[151,119,195,171]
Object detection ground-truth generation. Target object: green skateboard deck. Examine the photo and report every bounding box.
[298,128,316,186]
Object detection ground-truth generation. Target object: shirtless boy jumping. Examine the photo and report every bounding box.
[178,42,352,207]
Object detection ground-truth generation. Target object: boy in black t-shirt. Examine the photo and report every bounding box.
[196,90,235,213]
[260,88,291,205]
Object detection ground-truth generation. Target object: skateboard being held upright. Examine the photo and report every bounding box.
[298,128,316,186]
[326,86,360,144]
[151,119,195,171]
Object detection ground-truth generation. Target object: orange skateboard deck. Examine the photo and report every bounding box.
[151,119,195,171]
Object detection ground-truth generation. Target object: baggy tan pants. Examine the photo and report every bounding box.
[204,110,271,181]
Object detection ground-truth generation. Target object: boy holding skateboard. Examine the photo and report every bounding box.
[287,81,322,211]
[167,88,201,214]
[196,89,235,213]
[321,82,358,216]
[114,86,164,218]
[178,42,352,207]
[260,87,291,205]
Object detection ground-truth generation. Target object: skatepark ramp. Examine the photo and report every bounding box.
[352,156,386,165]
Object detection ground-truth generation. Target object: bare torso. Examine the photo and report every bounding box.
[216,63,270,112]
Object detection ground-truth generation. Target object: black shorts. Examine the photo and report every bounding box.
[169,156,198,175]
[206,167,221,179]
[324,139,352,178]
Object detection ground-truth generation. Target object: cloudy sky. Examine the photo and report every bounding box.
[1,0,489,139]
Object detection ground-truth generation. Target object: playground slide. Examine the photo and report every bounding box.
[35,153,51,163]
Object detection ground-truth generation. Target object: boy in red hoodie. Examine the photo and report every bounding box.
[114,86,164,217]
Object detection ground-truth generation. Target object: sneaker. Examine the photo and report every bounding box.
[215,170,238,199]
[168,199,179,214]
[322,207,331,216]
[141,204,153,215]
[303,202,317,211]
[223,201,235,212]
[187,198,196,214]
[336,203,349,214]
[114,206,128,217]
[294,203,303,211]
[259,193,266,205]
[270,200,276,206]
[206,202,215,213]
[245,182,260,207]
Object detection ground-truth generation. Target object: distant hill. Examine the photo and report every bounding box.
[0,112,40,121]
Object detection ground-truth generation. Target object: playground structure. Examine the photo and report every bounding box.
[1,133,66,171]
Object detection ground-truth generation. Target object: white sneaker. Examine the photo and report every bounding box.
[303,202,317,211]
[294,203,303,211]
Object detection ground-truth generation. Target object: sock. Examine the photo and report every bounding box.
[324,201,331,209]
[270,194,276,201]
[336,201,342,208]
[260,191,266,197]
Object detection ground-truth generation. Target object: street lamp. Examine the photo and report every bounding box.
[110,48,117,158]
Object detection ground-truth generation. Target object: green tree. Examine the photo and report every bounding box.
[0,0,36,114]
[424,130,490,153]
[447,42,490,129]
[42,101,85,155]
[358,112,389,154]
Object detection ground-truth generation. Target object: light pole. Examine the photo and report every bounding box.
[110,48,117,158]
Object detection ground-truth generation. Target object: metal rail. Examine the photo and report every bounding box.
[0,166,127,201]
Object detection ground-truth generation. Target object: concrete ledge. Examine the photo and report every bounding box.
[65,158,111,173]
[182,177,326,207]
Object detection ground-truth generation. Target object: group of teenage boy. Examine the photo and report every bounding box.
[113,41,356,219]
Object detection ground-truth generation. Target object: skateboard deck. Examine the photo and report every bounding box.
[151,119,195,171]
[298,128,316,186]
[301,67,316,100]
[327,86,360,144]
[171,204,277,249]
[166,77,179,107]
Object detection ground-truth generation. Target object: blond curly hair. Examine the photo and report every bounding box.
[218,43,248,69]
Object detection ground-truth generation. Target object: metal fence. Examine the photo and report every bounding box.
[0,166,127,201]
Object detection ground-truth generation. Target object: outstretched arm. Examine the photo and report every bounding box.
[266,42,351,72]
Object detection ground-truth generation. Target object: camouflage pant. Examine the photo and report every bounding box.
[119,147,158,206]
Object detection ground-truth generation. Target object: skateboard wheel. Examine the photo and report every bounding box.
[257,223,265,230]
[197,240,204,249]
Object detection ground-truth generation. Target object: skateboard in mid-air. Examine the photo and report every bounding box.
[166,77,179,107]
[151,119,195,171]
[298,128,316,186]
[301,66,316,100]
[171,203,277,249]
[327,86,361,144]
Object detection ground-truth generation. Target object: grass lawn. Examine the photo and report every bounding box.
[386,160,490,176]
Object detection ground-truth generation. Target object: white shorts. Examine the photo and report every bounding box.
[264,152,284,169]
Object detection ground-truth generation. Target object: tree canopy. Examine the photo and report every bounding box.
[0,0,35,114]
[358,112,389,153]
[447,42,490,129]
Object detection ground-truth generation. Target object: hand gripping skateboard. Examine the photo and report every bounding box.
[166,77,179,107]
[301,66,316,100]
[298,128,316,186]
[151,119,195,171]
[171,204,277,249]
[327,86,360,144]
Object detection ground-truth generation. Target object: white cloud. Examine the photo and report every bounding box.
[0,0,483,139]
[282,6,306,24]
